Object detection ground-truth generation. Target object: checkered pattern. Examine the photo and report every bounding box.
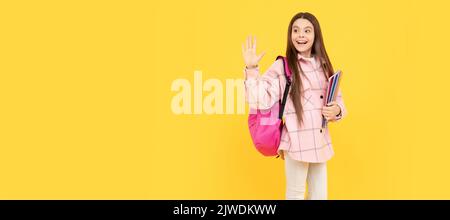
[244,54,347,163]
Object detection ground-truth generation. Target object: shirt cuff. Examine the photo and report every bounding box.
[244,66,259,80]
[335,103,344,121]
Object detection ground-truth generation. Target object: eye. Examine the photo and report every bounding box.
[305,29,311,33]
[293,29,298,33]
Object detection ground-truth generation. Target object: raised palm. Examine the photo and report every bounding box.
[242,36,265,68]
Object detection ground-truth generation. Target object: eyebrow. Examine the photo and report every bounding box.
[293,25,313,29]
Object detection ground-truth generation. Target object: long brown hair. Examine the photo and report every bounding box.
[286,12,334,125]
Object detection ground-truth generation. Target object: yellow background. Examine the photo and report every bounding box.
[1,0,449,199]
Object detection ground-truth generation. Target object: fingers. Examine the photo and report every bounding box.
[327,101,338,107]
[243,36,251,55]
[322,112,332,117]
[245,35,257,51]
[322,109,335,117]
[322,105,332,112]
[243,36,262,63]
[252,36,255,50]
[251,36,255,50]
[257,51,266,63]
[322,113,335,121]
[322,111,331,117]
[322,107,334,116]
[323,103,339,114]
[323,104,339,121]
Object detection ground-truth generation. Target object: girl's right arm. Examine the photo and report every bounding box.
[242,36,282,110]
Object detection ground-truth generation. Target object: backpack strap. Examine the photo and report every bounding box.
[276,56,292,119]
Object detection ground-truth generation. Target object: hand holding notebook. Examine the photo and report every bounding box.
[322,70,342,128]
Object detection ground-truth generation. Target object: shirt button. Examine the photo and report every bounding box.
[320,129,323,133]
[320,95,323,99]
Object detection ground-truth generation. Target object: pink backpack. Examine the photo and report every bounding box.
[248,56,292,157]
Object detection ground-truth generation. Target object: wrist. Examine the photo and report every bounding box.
[246,64,258,69]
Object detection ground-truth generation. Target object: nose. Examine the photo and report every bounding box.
[299,31,305,38]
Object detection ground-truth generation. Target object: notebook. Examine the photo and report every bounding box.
[322,70,342,128]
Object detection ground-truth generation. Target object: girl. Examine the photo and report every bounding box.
[242,12,347,200]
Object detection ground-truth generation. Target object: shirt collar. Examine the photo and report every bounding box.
[297,53,316,62]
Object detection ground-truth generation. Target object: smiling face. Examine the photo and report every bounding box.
[291,18,315,57]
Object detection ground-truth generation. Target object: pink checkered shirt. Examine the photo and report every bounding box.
[244,54,347,163]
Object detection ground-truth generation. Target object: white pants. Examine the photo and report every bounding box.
[284,151,328,200]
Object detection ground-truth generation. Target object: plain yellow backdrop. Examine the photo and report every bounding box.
[1,0,449,199]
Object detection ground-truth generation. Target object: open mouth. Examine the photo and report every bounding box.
[296,40,308,45]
